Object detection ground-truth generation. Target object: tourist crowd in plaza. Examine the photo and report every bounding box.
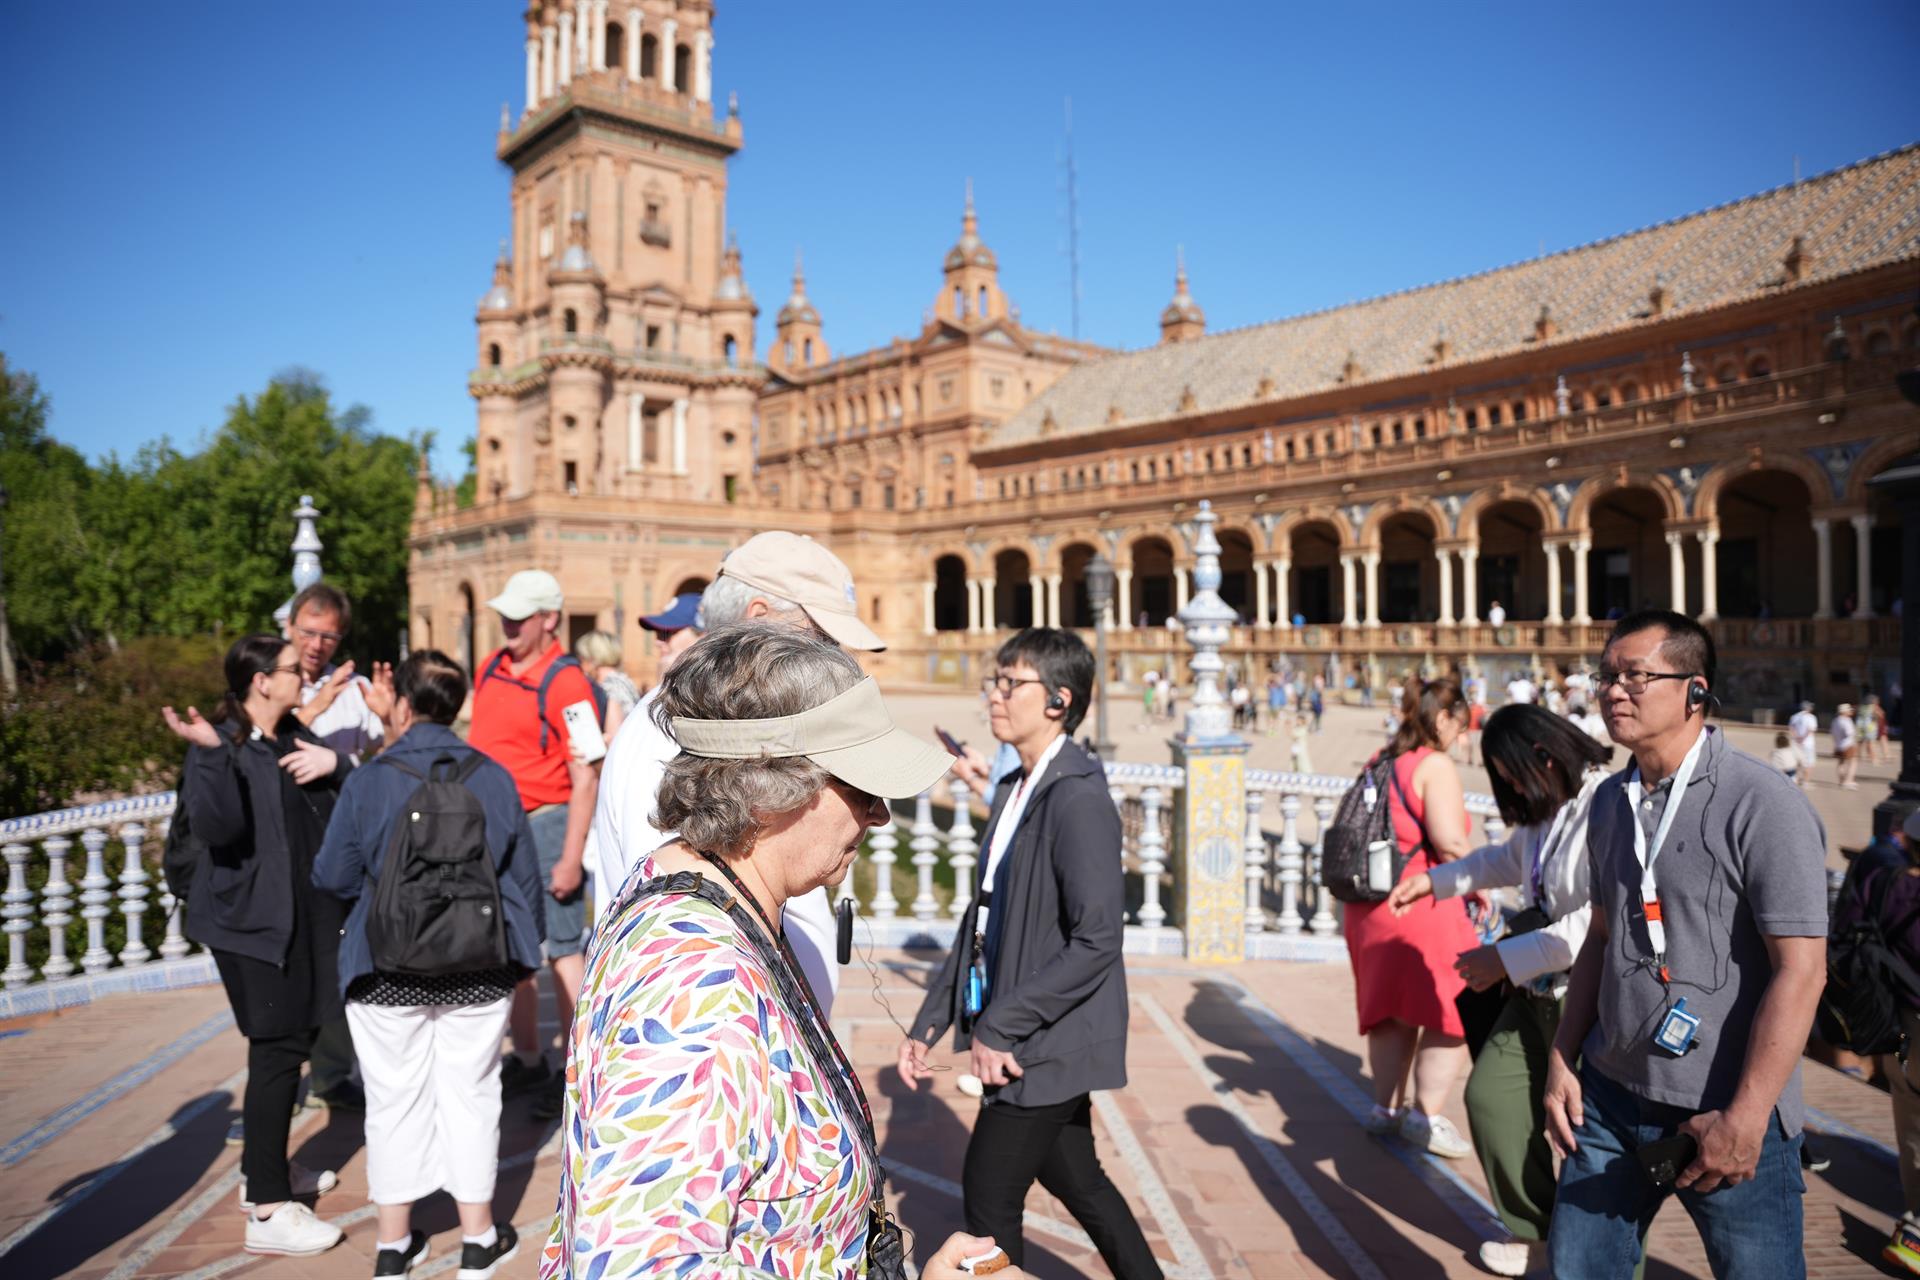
[154,527,1919,1278]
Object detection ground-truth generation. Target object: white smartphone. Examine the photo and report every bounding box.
[561,699,607,764]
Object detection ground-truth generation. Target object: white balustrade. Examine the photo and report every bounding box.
[945,779,978,920]
[117,822,152,966]
[2,842,32,988]
[1274,792,1304,935]
[1243,788,1267,933]
[1136,786,1168,928]
[867,817,899,920]
[1308,795,1339,936]
[909,791,940,921]
[78,828,114,974]
[40,835,74,982]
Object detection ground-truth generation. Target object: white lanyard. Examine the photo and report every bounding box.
[1623,729,1708,981]
[1528,803,1573,907]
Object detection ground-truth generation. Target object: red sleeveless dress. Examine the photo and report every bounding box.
[1341,748,1477,1037]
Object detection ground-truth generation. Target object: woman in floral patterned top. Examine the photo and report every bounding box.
[542,623,1026,1280]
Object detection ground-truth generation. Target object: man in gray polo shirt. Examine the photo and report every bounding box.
[1544,610,1827,1279]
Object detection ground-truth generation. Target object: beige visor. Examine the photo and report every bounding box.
[671,677,952,799]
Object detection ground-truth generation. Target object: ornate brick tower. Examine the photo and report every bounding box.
[411,1,769,676]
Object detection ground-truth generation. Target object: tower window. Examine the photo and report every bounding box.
[977,285,988,316]
[674,44,691,92]
[488,342,502,367]
[723,474,738,504]
[783,340,793,365]
[954,286,965,318]
[723,334,737,366]
[803,337,814,363]
[640,33,658,79]
[645,325,660,350]
[606,22,624,70]
[563,461,579,493]
[883,484,896,510]
[564,309,578,334]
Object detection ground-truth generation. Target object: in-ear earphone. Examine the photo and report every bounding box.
[1046,692,1066,712]
[1687,681,1708,713]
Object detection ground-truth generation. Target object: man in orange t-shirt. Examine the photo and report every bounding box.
[468,569,601,1100]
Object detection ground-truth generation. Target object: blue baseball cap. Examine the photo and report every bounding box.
[641,593,702,633]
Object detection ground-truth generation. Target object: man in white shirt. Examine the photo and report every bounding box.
[1831,703,1859,790]
[1487,600,1508,629]
[1507,673,1537,706]
[286,583,390,763]
[1788,700,1819,789]
[589,533,883,1015]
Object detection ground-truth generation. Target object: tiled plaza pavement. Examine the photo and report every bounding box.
[0,955,1902,1279]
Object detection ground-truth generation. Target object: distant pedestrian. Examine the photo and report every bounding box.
[572,629,638,740]
[1488,600,1507,629]
[1789,700,1819,789]
[1863,694,1888,766]
[1834,704,1860,790]
[1506,672,1536,706]
[311,650,542,1280]
[1309,682,1324,732]
[1769,731,1799,784]
[162,634,351,1257]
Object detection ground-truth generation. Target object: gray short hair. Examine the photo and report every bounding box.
[653,622,864,855]
[573,629,621,669]
[699,574,804,629]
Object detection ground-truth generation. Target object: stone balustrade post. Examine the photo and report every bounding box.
[40,835,74,981]
[1275,791,1304,935]
[945,779,978,919]
[867,816,899,919]
[1137,786,1168,928]
[909,791,940,921]
[1308,795,1339,935]
[78,828,114,974]
[118,821,152,966]
[1243,788,1267,933]
[158,878,191,960]
[2,842,32,988]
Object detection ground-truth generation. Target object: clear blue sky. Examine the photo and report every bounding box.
[3,2,1916,478]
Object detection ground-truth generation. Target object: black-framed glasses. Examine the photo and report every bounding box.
[981,675,1047,699]
[1594,668,1697,695]
[268,664,303,678]
[293,623,344,645]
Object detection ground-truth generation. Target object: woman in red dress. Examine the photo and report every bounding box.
[1344,678,1478,1158]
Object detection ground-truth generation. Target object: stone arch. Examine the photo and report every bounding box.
[1694,451,1829,525]
[1375,509,1442,623]
[1214,526,1257,621]
[933,554,968,631]
[992,547,1035,629]
[1127,534,1178,626]
[456,581,478,675]
[1359,496,1449,549]
[1283,516,1347,625]
[1273,506,1357,551]
[1058,539,1100,629]
[1457,483,1559,539]
[1846,432,1920,508]
[1711,469,1817,618]
[1566,469,1684,532]
[985,536,1044,571]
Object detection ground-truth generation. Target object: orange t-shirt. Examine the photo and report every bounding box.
[468,642,599,811]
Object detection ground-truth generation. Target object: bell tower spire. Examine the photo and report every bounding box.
[770,249,826,375]
[934,179,1008,327]
[1159,246,1206,344]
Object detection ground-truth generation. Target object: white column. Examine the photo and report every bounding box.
[660,18,679,91]
[625,8,642,80]
[1812,518,1834,618]
[1275,559,1292,628]
[922,582,935,636]
[1029,578,1044,627]
[1697,530,1720,621]
[983,577,998,631]
[1175,566,1190,613]
[966,579,980,633]
[1665,532,1687,615]
[540,24,557,99]
[670,399,688,475]
[557,11,574,84]
[1545,542,1565,624]
[1460,546,1479,624]
[1047,574,1062,627]
[1254,560,1271,629]
[1116,568,1133,631]
[1852,513,1876,618]
[525,36,541,110]
[1435,549,1455,625]
[1340,555,1359,626]
[626,394,641,469]
[694,30,713,103]
[591,0,608,70]
[1362,551,1381,627]
[575,0,590,71]
[1571,538,1593,626]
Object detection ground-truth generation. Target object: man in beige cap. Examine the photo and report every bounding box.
[1833,702,1859,790]
[469,569,604,1105]
[590,532,882,1013]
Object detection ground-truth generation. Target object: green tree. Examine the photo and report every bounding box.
[0,364,96,660]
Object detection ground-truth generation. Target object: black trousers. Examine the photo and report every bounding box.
[961,1093,1163,1279]
[241,1028,318,1206]
[307,1016,357,1096]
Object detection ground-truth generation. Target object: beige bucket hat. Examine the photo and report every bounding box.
[717,532,885,652]
[671,677,950,799]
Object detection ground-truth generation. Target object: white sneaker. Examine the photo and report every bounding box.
[237,1161,338,1210]
[1362,1104,1405,1135]
[243,1200,343,1255]
[1401,1108,1474,1159]
[1478,1238,1539,1276]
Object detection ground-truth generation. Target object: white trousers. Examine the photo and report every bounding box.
[346,996,512,1206]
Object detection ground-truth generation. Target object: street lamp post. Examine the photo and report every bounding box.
[1086,553,1116,759]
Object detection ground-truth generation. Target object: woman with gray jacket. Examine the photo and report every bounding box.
[1388,703,1612,1277]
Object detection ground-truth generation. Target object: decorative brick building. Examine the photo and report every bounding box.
[411,2,1916,712]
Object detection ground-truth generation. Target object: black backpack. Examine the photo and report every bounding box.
[366,754,509,976]
[162,767,207,903]
[1321,756,1423,904]
[1817,867,1920,1058]
[477,651,608,752]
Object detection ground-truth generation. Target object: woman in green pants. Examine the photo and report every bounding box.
[1388,704,1611,1277]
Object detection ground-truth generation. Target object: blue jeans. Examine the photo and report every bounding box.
[529,803,586,959]
[1549,1063,1805,1279]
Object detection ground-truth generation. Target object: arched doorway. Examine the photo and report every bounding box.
[1287,520,1343,624]
[1128,537,1176,626]
[458,583,477,674]
[1378,513,1438,623]
[1587,487,1671,618]
[671,576,710,599]
[1216,529,1255,623]
[933,555,968,631]
[994,549,1034,629]
[1714,471,1815,617]
[1475,501,1547,620]
[1060,542,1098,629]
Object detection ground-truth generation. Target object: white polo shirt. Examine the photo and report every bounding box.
[300,666,384,763]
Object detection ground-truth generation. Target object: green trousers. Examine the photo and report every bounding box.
[1463,990,1562,1240]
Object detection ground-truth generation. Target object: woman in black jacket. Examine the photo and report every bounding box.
[162,633,352,1258]
[897,628,1161,1279]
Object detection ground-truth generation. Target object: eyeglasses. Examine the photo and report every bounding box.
[981,675,1048,699]
[293,624,344,646]
[268,664,303,678]
[1594,668,1697,695]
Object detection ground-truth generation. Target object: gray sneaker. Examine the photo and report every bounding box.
[1400,1108,1473,1159]
[243,1201,343,1256]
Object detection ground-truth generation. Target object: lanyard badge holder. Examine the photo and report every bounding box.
[1627,731,1709,1058]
